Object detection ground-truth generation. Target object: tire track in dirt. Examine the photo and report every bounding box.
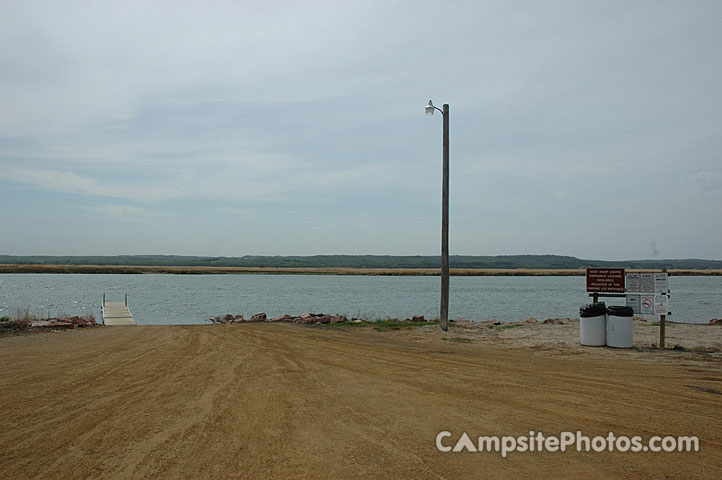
[1,324,720,479]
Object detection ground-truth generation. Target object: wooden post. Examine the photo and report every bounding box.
[593,293,599,304]
[439,103,450,332]
[659,269,667,349]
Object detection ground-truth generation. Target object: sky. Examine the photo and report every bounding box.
[1,0,720,260]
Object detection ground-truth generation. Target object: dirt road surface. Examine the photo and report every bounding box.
[1,324,720,479]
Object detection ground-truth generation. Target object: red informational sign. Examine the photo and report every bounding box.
[586,268,625,293]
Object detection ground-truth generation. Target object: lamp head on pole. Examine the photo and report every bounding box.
[425,100,435,115]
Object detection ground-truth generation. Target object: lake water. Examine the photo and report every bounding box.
[0,274,720,325]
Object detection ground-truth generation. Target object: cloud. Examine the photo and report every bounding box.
[0,166,184,202]
[0,156,416,206]
[1,167,100,195]
[82,204,153,223]
[217,207,260,222]
[681,170,722,195]
[1,1,721,258]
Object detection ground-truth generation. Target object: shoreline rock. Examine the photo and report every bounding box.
[0,315,100,330]
[208,312,430,326]
[204,314,582,328]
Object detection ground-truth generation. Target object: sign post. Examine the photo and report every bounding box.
[655,272,668,348]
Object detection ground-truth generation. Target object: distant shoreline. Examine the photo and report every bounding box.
[1,264,721,276]
[2,254,721,271]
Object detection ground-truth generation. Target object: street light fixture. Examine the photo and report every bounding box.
[425,100,439,115]
[425,99,450,331]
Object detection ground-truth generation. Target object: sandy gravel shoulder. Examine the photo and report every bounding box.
[400,318,722,363]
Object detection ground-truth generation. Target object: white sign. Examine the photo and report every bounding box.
[654,272,668,293]
[640,294,655,315]
[640,273,654,293]
[626,294,640,314]
[654,293,669,315]
[626,273,640,292]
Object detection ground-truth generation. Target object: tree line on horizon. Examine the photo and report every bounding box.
[0,255,720,270]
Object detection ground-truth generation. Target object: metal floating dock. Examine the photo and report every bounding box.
[102,294,135,325]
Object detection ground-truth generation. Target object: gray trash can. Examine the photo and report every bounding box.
[606,306,634,348]
[579,302,606,346]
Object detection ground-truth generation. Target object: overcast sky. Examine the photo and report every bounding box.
[1,0,720,260]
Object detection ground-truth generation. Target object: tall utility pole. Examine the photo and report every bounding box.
[440,103,449,331]
[426,100,450,331]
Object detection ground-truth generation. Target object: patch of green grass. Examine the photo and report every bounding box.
[322,320,380,328]
[370,320,432,331]
[323,321,361,327]
[377,320,432,328]
[324,319,435,331]
[487,323,520,330]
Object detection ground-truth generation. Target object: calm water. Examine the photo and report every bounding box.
[0,274,720,325]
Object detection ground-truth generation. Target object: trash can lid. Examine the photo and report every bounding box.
[580,302,606,317]
[607,305,634,317]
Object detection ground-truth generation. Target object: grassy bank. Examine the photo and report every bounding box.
[2,264,720,276]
